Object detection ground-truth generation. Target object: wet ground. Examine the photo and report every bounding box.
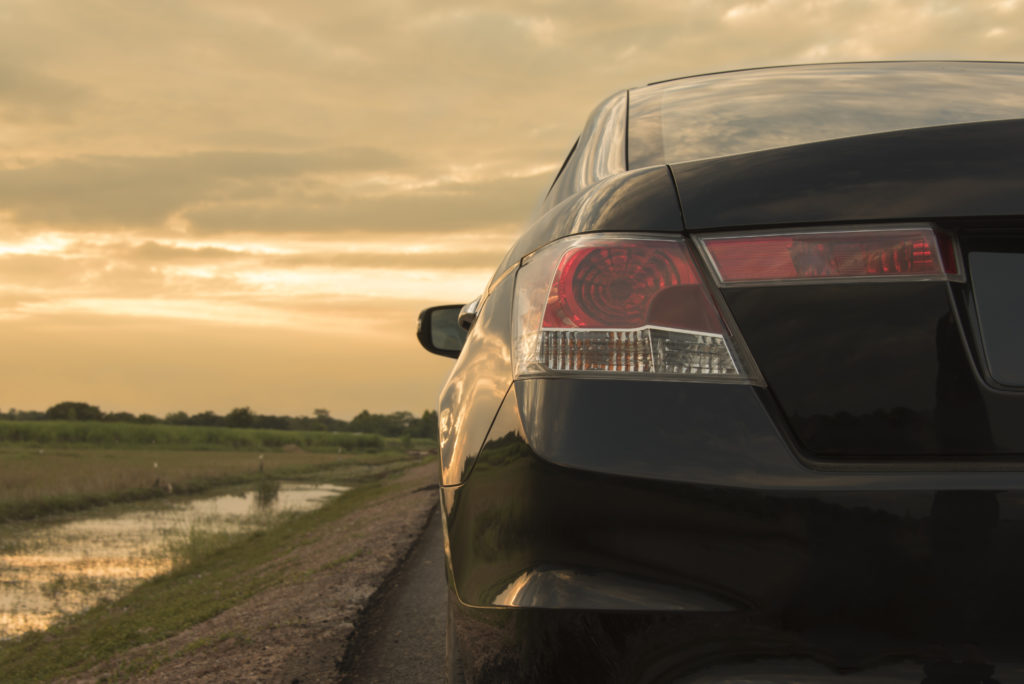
[58,463,438,683]
[0,482,349,640]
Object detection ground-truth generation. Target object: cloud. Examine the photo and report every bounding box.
[0,148,408,228]
[125,241,250,263]
[267,249,505,270]
[0,235,495,336]
[0,64,86,123]
[0,254,80,286]
[110,239,504,270]
[182,170,551,234]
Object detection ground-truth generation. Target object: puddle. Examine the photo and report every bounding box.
[0,482,348,640]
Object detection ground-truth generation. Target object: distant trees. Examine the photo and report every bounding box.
[44,401,103,421]
[225,406,254,428]
[165,411,190,425]
[412,409,439,440]
[348,410,438,438]
[189,410,222,427]
[0,401,439,439]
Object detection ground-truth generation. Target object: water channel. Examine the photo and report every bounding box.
[0,482,349,640]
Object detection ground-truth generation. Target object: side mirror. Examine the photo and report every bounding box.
[417,305,469,358]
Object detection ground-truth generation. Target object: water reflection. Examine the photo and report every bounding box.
[255,478,281,509]
[0,482,348,640]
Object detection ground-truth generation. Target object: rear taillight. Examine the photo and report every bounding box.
[513,234,754,380]
[698,225,961,285]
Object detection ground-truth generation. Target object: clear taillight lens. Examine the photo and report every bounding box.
[513,234,752,380]
[699,225,960,285]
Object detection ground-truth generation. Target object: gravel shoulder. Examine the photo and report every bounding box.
[63,462,439,683]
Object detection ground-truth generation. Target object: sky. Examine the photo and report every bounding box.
[1,0,1022,420]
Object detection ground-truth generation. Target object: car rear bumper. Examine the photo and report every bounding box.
[443,378,1024,682]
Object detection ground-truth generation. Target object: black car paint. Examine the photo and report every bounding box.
[432,62,1024,682]
[446,382,1024,682]
[438,272,517,487]
[494,165,683,277]
[967,248,1024,387]
[447,381,1024,681]
[725,278,1024,458]
[669,118,1024,231]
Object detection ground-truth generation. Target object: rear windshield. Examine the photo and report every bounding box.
[628,62,1024,168]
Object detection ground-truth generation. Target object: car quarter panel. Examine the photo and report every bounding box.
[437,272,517,486]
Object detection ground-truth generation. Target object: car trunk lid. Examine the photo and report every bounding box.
[670,121,1024,460]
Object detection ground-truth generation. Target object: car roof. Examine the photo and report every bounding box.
[639,59,1024,89]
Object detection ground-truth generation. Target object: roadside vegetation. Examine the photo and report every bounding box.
[0,453,432,682]
[0,441,432,523]
[0,420,384,450]
[0,402,438,522]
[2,400,439,439]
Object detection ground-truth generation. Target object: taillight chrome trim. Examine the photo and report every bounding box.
[694,223,965,288]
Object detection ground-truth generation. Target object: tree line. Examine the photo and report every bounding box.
[0,402,439,439]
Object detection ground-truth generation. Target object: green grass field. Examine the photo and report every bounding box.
[0,421,434,522]
[0,419,384,450]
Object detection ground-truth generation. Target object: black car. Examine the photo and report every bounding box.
[417,61,1024,683]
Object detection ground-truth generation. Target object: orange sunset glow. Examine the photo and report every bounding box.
[1,0,1022,419]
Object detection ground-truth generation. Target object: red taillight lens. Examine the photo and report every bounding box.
[702,227,958,284]
[542,240,721,332]
[513,235,751,380]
